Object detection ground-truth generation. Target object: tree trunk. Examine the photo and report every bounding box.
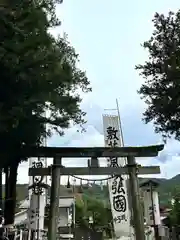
[0,168,3,240]
[4,166,9,226]
[0,169,2,210]
[4,161,18,225]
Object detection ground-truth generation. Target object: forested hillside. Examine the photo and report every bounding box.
[12,174,180,207]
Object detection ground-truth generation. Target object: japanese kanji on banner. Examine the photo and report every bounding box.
[102,115,131,238]
[28,194,46,231]
[143,189,161,226]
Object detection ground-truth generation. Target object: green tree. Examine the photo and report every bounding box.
[0,1,90,160]
[170,187,180,238]
[135,11,180,141]
[171,195,180,225]
[75,196,88,227]
[76,195,113,237]
[0,0,91,224]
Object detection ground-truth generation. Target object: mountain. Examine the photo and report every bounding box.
[158,174,180,206]
[8,174,180,207]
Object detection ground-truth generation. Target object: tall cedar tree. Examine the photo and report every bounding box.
[135,11,180,141]
[0,0,91,224]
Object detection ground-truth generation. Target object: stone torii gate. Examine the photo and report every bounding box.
[27,144,164,240]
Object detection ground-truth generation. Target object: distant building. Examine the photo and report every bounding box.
[14,185,75,239]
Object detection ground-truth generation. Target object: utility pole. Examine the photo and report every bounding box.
[127,156,145,240]
[48,157,61,240]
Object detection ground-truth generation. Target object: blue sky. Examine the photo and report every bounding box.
[16,0,180,183]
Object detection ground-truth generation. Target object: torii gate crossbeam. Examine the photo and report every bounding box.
[28,145,164,240]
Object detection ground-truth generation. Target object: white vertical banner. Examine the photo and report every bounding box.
[103,115,131,238]
[28,137,47,199]
[28,156,47,230]
[143,190,161,226]
[28,132,47,233]
[28,194,46,239]
[28,194,39,230]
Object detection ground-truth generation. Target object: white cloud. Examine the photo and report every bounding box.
[10,0,180,185]
[158,156,180,179]
[14,124,105,184]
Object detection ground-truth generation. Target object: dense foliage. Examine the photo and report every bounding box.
[168,187,180,237]
[14,177,180,209]
[0,0,91,165]
[135,11,180,140]
[170,187,180,225]
[0,0,91,225]
[76,196,113,237]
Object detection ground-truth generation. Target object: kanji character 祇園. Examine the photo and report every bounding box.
[113,195,127,212]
